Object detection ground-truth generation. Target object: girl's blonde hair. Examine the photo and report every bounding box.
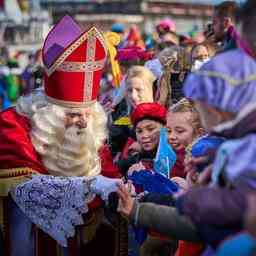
[169,98,202,132]
[125,65,156,86]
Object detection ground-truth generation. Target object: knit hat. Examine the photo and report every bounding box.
[131,102,167,127]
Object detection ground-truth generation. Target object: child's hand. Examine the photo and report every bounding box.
[117,182,135,217]
[184,156,209,174]
[197,165,212,186]
[128,142,142,155]
[186,170,199,188]
[127,162,146,176]
[124,180,136,197]
[171,177,189,198]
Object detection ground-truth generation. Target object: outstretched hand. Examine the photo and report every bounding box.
[184,156,209,174]
[127,162,146,176]
[116,182,135,218]
[128,142,142,155]
[185,156,212,187]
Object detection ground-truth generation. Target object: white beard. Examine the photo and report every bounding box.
[40,125,101,177]
[29,101,107,177]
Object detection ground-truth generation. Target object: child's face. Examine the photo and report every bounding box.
[135,119,162,152]
[126,77,153,108]
[167,112,195,151]
[191,45,209,64]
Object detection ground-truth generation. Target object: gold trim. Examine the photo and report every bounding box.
[195,70,256,86]
[0,167,38,178]
[46,95,96,108]
[0,167,39,196]
[45,27,107,77]
[84,34,96,102]
[57,59,105,73]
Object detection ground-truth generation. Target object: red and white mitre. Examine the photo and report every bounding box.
[42,15,107,107]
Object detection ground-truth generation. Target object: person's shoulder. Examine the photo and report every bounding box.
[0,106,29,120]
[0,107,31,132]
[0,107,18,121]
[203,49,255,72]
[194,49,256,85]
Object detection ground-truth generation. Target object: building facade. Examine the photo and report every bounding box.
[40,0,213,34]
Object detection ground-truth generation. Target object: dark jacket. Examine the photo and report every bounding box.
[175,104,256,246]
[130,201,201,242]
[117,150,156,176]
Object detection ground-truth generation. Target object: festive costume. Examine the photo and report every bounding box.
[130,102,167,127]
[0,15,124,256]
[126,103,179,256]
[125,49,256,255]
[117,103,167,175]
[177,48,256,248]
[216,233,256,256]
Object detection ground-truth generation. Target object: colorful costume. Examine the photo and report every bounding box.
[127,49,256,255]
[178,48,256,247]
[0,15,123,256]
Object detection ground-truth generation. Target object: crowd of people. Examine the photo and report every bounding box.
[0,48,43,110]
[1,0,256,256]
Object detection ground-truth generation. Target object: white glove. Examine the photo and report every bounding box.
[90,175,122,202]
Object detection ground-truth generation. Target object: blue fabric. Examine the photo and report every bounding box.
[217,233,256,256]
[128,225,140,256]
[183,49,256,114]
[9,198,35,256]
[129,170,179,244]
[154,128,177,179]
[145,36,155,50]
[0,82,11,109]
[133,226,148,245]
[8,199,87,256]
[129,170,179,194]
[192,135,225,172]
[192,136,225,158]
[212,134,256,188]
[2,98,11,109]
[111,23,125,33]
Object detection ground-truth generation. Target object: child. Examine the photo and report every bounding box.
[167,98,204,179]
[116,1,256,251]
[166,99,211,256]
[117,102,167,177]
[130,99,205,256]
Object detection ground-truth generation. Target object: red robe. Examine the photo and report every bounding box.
[0,107,121,255]
[0,107,121,178]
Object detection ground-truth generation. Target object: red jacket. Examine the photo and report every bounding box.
[0,107,121,208]
[171,148,186,178]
